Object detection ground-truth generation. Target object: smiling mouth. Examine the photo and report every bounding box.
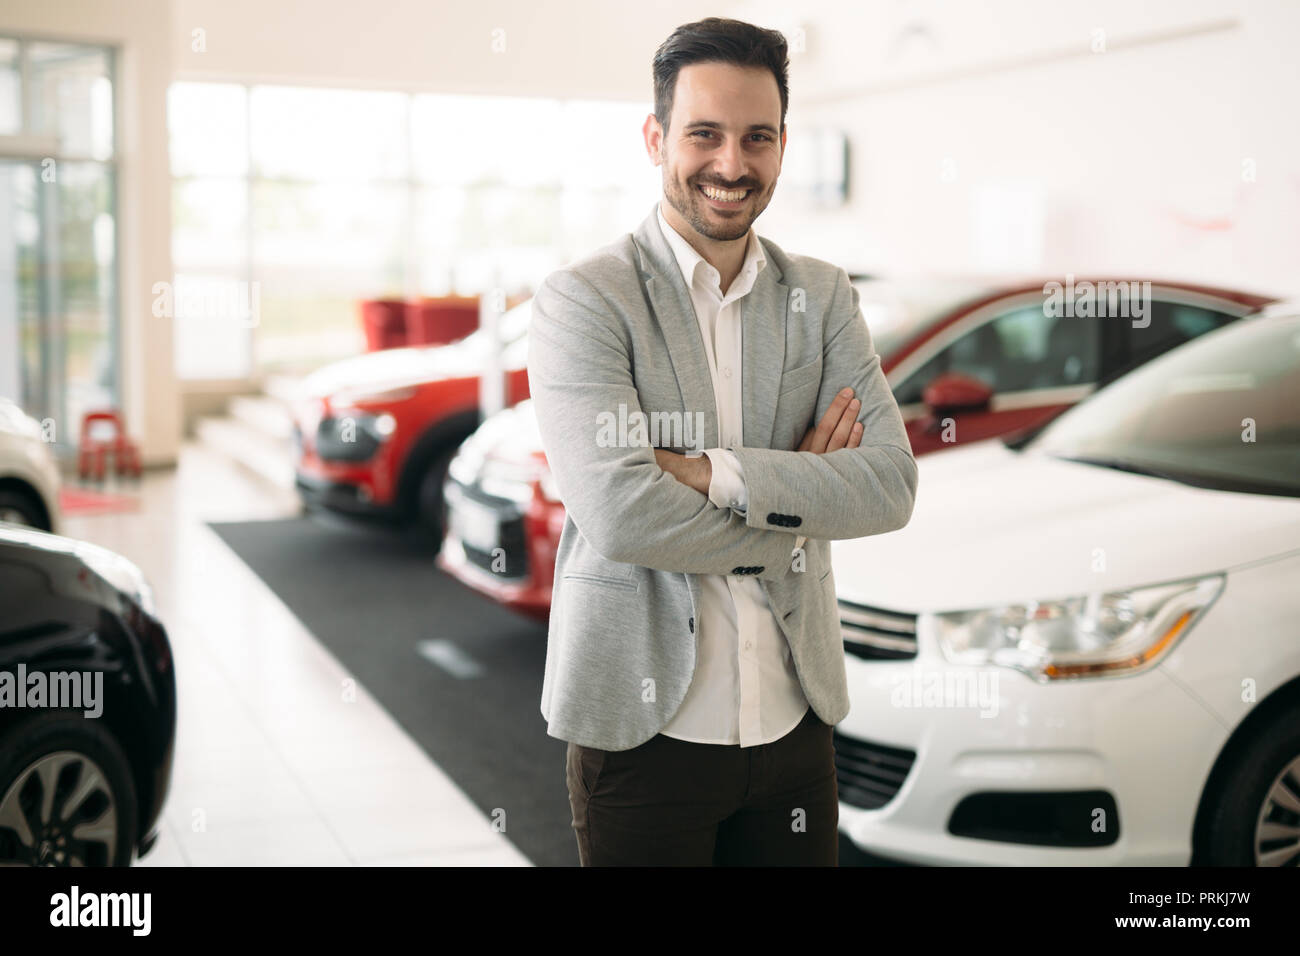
[698,184,752,205]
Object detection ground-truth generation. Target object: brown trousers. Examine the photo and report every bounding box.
[566,706,839,866]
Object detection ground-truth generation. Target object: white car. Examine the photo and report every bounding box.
[0,398,61,533]
[831,303,1300,866]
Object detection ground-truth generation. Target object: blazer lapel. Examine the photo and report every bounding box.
[631,202,790,455]
[739,261,789,452]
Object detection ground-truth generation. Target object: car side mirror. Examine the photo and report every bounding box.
[922,372,993,414]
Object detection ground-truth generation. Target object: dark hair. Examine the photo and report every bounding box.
[652,17,789,137]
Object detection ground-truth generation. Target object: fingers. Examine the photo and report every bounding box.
[807,387,856,453]
[828,397,860,450]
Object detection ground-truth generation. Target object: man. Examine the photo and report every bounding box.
[527,17,918,866]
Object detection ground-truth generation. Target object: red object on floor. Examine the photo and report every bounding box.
[59,487,140,516]
[403,296,479,346]
[77,409,142,481]
[359,299,409,351]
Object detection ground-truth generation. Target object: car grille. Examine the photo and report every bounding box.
[832,729,917,810]
[839,598,918,660]
[452,482,529,581]
[315,416,380,462]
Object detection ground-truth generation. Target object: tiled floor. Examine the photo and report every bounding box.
[61,443,530,866]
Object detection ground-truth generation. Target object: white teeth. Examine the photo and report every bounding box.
[700,185,748,202]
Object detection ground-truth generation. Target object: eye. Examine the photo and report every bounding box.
[690,130,713,139]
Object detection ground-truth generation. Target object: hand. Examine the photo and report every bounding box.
[653,448,712,494]
[798,387,863,453]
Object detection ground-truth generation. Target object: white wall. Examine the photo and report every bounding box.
[742,0,1300,298]
[1,0,179,466]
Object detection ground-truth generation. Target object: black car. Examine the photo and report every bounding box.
[0,525,175,866]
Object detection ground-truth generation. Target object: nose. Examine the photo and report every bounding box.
[709,135,749,188]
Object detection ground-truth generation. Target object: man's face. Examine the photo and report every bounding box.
[647,61,785,242]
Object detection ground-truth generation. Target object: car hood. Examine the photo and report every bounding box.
[298,340,489,400]
[831,439,1300,613]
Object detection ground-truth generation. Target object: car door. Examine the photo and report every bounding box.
[889,295,1103,455]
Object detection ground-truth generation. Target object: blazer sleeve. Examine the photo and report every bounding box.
[730,268,919,541]
[527,269,801,582]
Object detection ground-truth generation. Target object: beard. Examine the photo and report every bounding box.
[662,164,771,242]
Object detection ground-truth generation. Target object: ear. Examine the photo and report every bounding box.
[642,113,664,166]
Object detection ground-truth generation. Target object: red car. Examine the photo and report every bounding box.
[292,297,532,541]
[437,276,1275,619]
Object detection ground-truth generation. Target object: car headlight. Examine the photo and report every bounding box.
[74,541,157,617]
[447,440,486,487]
[366,412,396,439]
[479,457,540,504]
[934,574,1224,681]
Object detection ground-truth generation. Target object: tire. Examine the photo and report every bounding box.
[0,712,138,867]
[1197,700,1300,866]
[0,488,48,531]
[415,446,457,547]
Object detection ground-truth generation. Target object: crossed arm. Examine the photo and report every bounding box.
[526,267,918,583]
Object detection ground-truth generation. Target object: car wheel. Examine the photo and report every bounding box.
[416,446,457,545]
[0,713,138,867]
[1198,701,1300,866]
[0,488,48,531]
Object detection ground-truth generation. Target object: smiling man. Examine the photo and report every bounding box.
[527,17,918,866]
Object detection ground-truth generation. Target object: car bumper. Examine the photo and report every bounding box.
[295,470,399,520]
[437,478,553,617]
[835,622,1230,865]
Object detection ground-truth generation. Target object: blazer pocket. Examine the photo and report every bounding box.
[561,572,641,592]
[778,357,821,397]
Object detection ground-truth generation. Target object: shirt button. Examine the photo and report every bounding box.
[723,366,732,378]
[744,641,753,651]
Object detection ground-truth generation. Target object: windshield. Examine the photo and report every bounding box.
[1028,312,1300,496]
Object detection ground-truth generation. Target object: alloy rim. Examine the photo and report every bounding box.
[1255,753,1300,865]
[0,751,118,867]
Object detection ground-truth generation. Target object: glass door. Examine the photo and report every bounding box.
[0,37,117,453]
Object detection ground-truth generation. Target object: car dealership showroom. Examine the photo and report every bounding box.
[1,0,1299,892]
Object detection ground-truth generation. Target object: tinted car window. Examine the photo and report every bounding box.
[1124,302,1236,369]
[895,304,1101,405]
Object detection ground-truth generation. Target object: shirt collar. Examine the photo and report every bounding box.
[656,201,766,296]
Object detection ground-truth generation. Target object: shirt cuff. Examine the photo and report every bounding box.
[702,447,747,513]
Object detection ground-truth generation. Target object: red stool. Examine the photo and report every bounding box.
[78,410,142,482]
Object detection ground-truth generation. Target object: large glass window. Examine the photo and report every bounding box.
[0,36,117,447]
[169,83,659,378]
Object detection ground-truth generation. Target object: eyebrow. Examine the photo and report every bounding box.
[684,120,779,135]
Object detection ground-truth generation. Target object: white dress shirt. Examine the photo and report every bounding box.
[654,202,810,747]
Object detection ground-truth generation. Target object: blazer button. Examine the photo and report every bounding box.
[688,617,694,633]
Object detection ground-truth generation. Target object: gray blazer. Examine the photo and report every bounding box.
[527,201,918,751]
